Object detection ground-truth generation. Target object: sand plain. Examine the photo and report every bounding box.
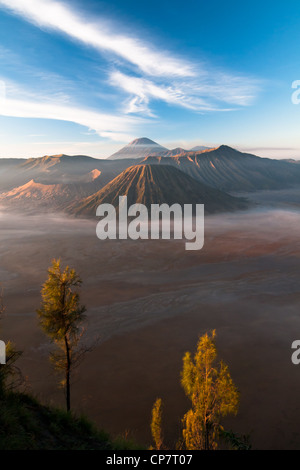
[1,207,300,449]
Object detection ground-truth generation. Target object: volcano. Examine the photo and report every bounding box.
[68,164,249,217]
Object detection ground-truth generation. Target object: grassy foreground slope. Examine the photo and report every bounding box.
[0,391,141,450]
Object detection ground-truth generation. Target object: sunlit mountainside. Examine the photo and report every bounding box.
[67,164,248,216]
[0,138,299,214]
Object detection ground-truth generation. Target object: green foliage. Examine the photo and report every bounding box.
[113,433,146,450]
[150,398,164,450]
[219,428,252,450]
[37,259,86,411]
[181,330,239,450]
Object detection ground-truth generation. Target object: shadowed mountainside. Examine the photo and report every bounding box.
[0,154,139,193]
[67,164,249,217]
[0,143,299,213]
[0,178,105,212]
[140,145,300,191]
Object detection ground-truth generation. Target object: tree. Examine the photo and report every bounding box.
[150,398,164,450]
[37,259,86,412]
[181,330,239,450]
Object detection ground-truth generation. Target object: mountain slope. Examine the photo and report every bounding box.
[0,177,105,212]
[107,137,168,160]
[162,147,187,157]
[68,164,248,217]
[0,154,138,193]
[0,391,140,450]
[190,145,212,152]
[107,137,215,160]
[141,145,300,192]
[1,144,299,214]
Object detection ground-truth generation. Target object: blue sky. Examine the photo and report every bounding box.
[0,0,300,159]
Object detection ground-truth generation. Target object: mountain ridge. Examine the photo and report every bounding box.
[107,137,215,160]
[0,175,105,212]
[0,141,299,214]
[140,145,300,191]
[67,164,249,217]
[107,137,168,160]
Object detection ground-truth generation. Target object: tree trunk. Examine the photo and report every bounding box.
[204,417,210,450]
[65,335,71,412]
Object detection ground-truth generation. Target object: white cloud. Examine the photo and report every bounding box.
[110,71,205,115]
[191,73,261,106]
[110,70,260,115]
[0,0,263,143]
[0,95,146,141]
[0,0,194,77]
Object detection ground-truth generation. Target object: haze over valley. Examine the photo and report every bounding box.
[0,136,300,448]
[1,138,300,215]
[1,206,300,449]
[1,0,300,451]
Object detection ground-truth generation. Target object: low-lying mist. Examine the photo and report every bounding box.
[0,203,299,245]
[0,202,300,449]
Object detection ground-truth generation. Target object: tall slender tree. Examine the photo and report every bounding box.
[181,330,239,450]
[151,398,164,450]
[37,259,86,411]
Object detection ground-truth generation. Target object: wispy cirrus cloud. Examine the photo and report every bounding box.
[110,70,261,115]
[110,71,209,115]
[190,73,261,106]
[0,0,194,78]
[1,91,146,142]
[0,72,147,141]
[0,0,263,145]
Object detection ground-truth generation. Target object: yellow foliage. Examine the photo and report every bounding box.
[151,398,164,450]
[181,330,239,450]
